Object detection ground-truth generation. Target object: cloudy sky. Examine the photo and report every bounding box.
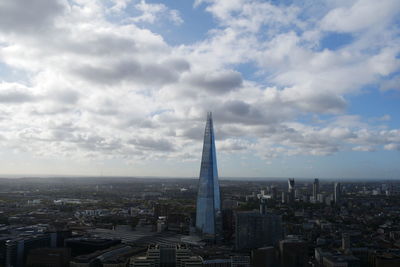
[0,0,399,178]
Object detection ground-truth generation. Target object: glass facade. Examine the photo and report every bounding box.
[196,112,221,237]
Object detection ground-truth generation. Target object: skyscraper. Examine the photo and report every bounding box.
[196,112,221,238]
[288,178,295,203]
[313,178,319,199]
[334,182,341,205]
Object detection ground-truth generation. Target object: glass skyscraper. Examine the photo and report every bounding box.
[196,112,221,237]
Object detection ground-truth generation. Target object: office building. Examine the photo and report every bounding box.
[196,112,221,238]
[288,178,295,203]
[6,234,51,267]
[235,210,282,250]
[130,244,202,267]
[251,247,277,267]
[26,248,71,267]
[231,256,250,267]
[279,237,308,267]
[334,182,342,205]
[313,179,319,199]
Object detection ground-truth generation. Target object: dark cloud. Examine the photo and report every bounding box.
[186,70,243,94]
[129,137,175,152]
[0,0,65,34]
[224,100,250,116]
[64,35,138,56]
[73,59,187,86]
[294,92,347,114]
[181,126,204,140]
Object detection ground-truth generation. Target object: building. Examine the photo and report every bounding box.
[271,186,277,200]
[288,178,295,203]
[313,179,320,200]
[235,210,282,250]
[65,238,121,256]
[196,112,221,239]
[6,234,51,267]
[334,182,342,205]
[251,247,277,267]
[323,255,360,267]
[130,244,202,267]
[26,247,71,267]
[279,237,308,267]
[342,233,350,251]
[369,250,400,267]
[231,256,250,267]
[203,259,231,267]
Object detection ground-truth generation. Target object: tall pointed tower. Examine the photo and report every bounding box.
[196,112,221,237]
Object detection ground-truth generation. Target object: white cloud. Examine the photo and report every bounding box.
[129,0,183,25]
[0,0,399,175]
[320,0,400,33]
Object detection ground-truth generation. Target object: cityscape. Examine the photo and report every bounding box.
[1,0,400,267]
[0,113,399,266]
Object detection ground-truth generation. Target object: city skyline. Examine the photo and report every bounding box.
[0,0,399,178]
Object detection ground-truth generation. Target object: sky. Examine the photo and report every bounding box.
[0,0,399,179]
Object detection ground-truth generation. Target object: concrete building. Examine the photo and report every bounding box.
[251,246,277,267]
[130,244,201,267]
[279,237,308,267]
[235,211,282,250]
[231,256,250,267]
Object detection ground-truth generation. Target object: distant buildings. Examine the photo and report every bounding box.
[196,112,221,239]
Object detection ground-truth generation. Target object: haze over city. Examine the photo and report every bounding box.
[0,0,399,179]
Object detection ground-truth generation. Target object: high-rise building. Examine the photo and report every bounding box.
[235,210,282,250]
[313,178,319,199]
[334,182,341,205]
[279,237,309,267]
[288,178,295,203]
[271,186,277,200]
[196,112,221,238]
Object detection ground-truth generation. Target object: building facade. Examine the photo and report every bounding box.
[196,112,221,238]
[235,211,283,250]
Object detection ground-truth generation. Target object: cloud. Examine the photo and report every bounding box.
[0,83,36,103]
[184,70,243,94]
[72,59,185,86]
[380,75,400,91]
[129,137,175,152]
[0,0,65,34]
[320,0,400,33]
[0,0,399,175]
[129,0,183,25]
[384,143,400,151]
